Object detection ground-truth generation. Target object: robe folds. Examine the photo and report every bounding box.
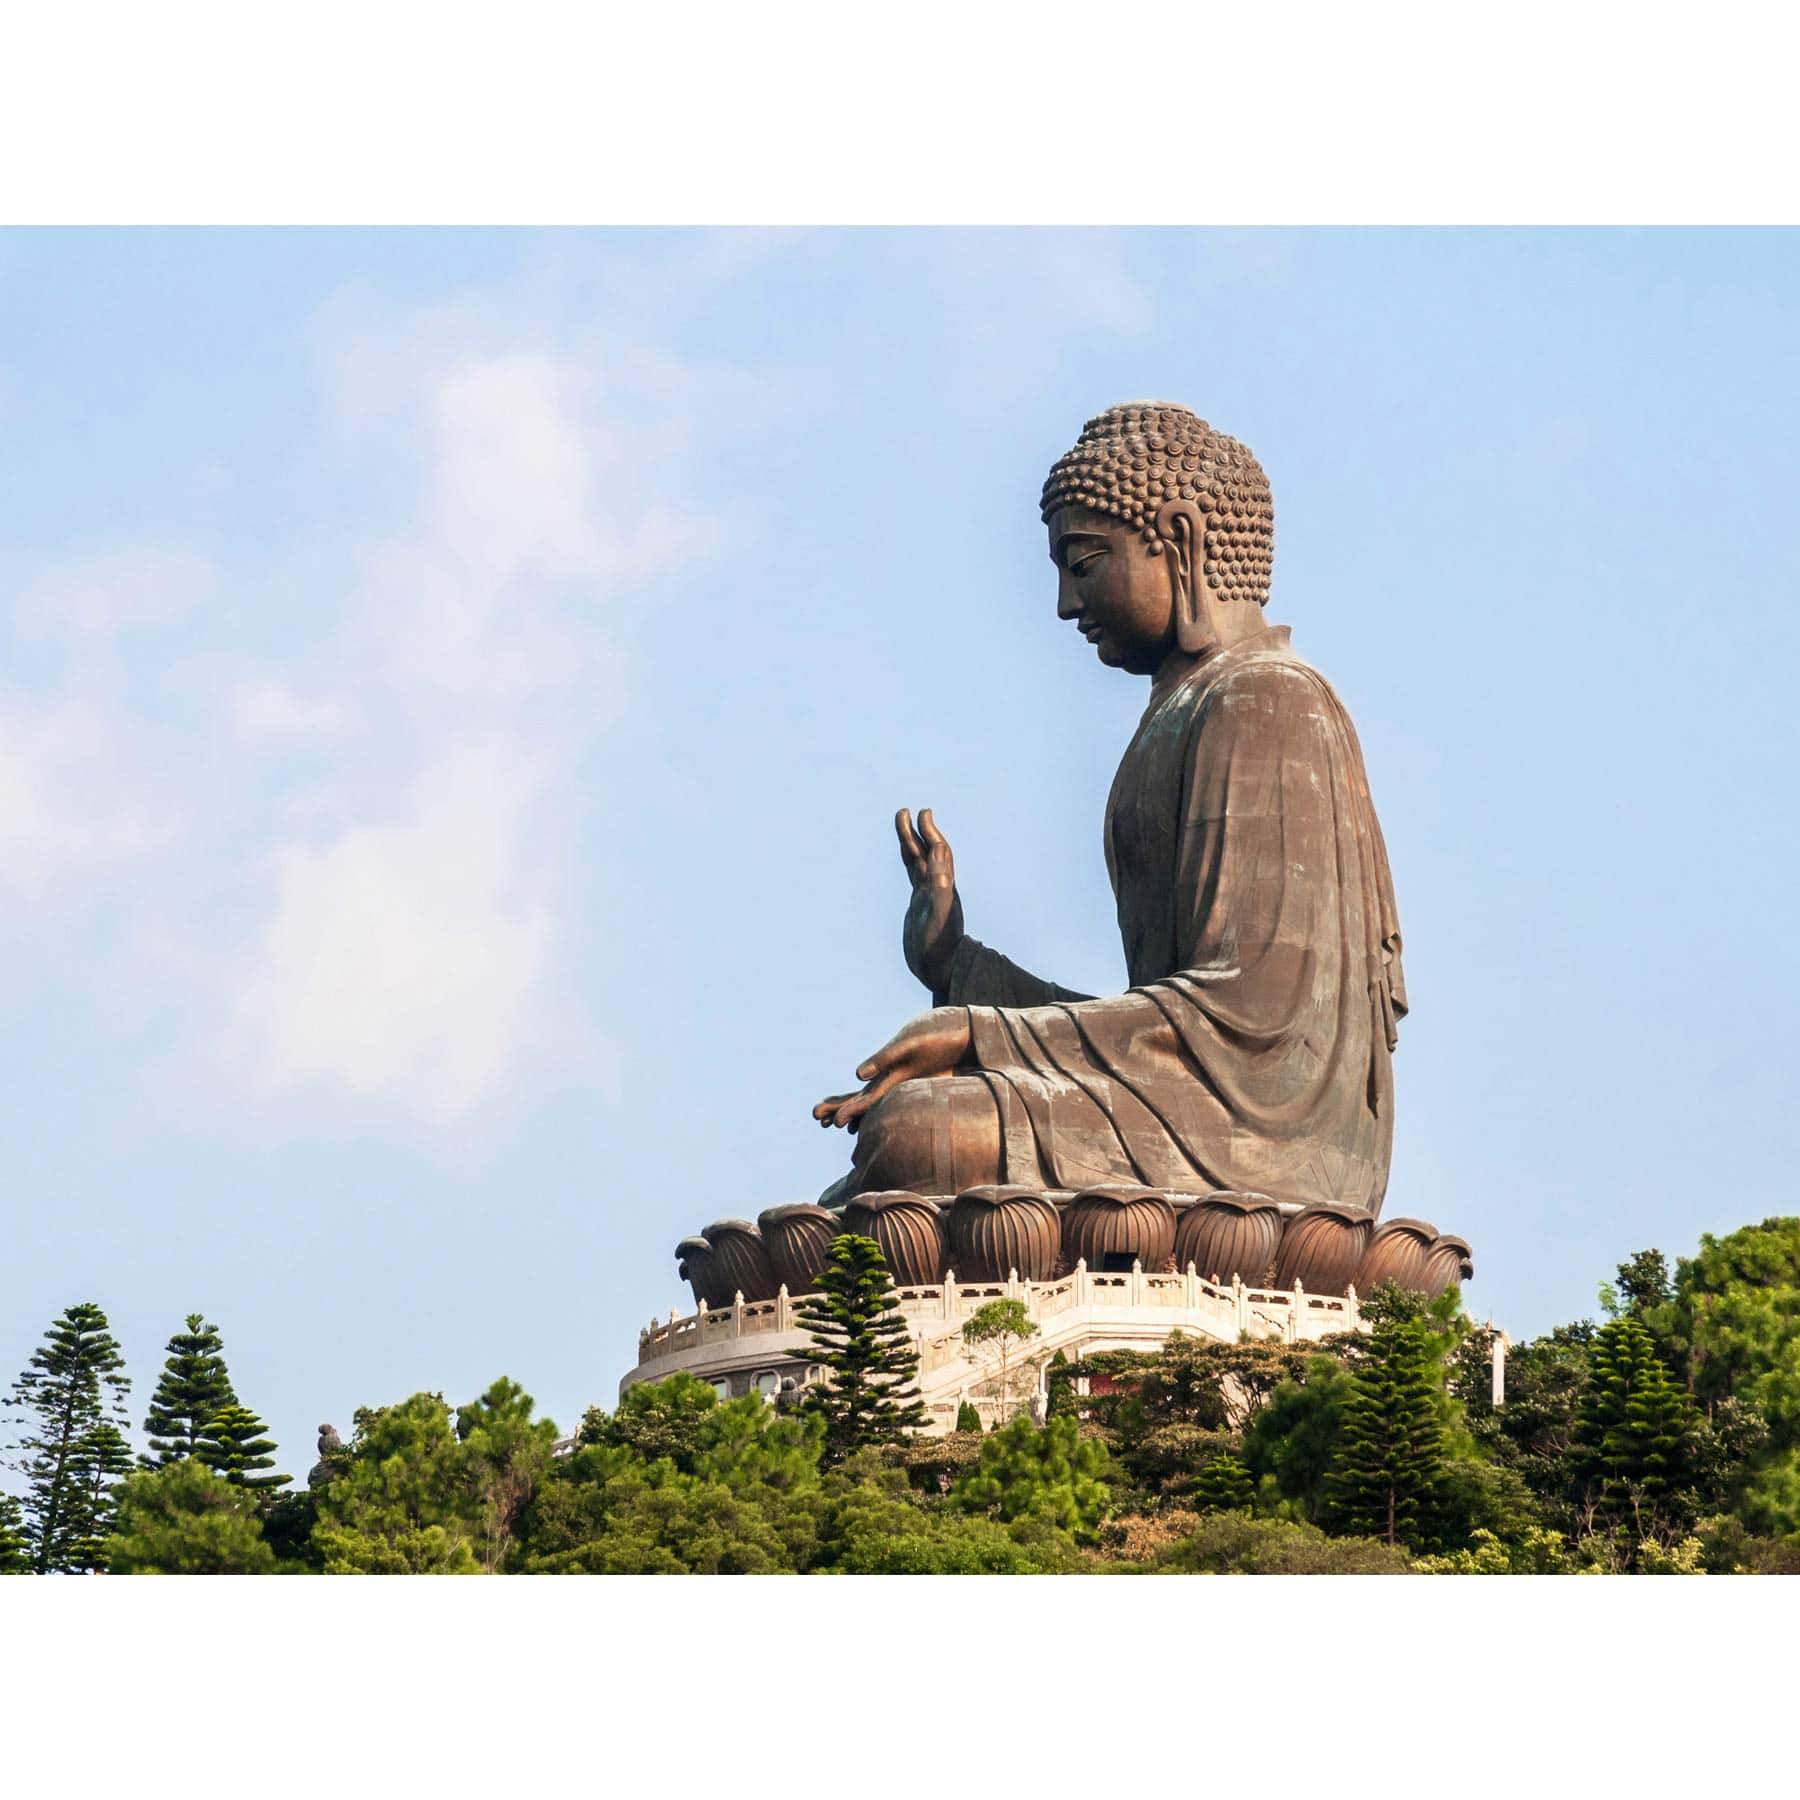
[940,623,1406,1215]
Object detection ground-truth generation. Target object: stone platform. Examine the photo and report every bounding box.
[626,1261,1369,1433]
[638,1185,1474,1433]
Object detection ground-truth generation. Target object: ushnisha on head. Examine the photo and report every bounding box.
[1040,400,1274,606]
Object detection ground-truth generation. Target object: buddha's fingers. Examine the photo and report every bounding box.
[895,808,927,882]
[918,808,951,856]
[814,1092,859,1127]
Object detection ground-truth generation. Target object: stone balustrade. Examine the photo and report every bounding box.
[634,1258,1361,1376]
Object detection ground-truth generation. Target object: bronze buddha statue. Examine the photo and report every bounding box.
[813,402,1407,1218]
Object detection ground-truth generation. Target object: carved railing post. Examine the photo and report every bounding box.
[1075,1258,1090,1306]
[1232,1272,1246,1337]
[1345,1283,1358,1330]
[1185,1262,1198,1308]
[1491,1330,1507,1407]
[696,1299,709,1339]
[1007,1266,1020,1299]
[944,1271,958,1319]
[1287,1279,1303,1344]
[1130,1259,1143,1305]
[733,1291,745,1338]
[776,1284,790,1330]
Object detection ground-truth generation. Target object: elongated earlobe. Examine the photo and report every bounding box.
[1158,503,1213,655]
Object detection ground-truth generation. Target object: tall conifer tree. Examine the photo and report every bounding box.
[0,1492,28,1573]
[142,1315,235,1466]
[194,1404,290,1491]
[794,1234,928,1465]
[1321,1317,1446,1547]
[1193,1451,1255,1514]
[2,1302,133,1572]
[1570,1316,1695,1536]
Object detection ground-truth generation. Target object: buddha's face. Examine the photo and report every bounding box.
[1047,502,1176,675]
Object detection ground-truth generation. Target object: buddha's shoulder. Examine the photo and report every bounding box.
[1199,638,1336,707]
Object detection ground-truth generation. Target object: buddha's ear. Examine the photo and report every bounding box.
[1156,500,1211,654]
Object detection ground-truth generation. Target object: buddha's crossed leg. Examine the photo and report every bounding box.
[821,1075,1007,1206]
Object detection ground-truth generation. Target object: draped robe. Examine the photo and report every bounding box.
[931,622,1406,1215]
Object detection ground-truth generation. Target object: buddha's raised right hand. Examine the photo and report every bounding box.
[898,807,964,994]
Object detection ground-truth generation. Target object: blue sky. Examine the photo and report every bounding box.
[2,228,1796,1481]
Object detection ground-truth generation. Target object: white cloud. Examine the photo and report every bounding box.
[4,314,711,1137]
[0,688,170,898]
[198,330,707,1127]
[229,677,355,745]
[222,744,556,1125]
[15,544,215,640]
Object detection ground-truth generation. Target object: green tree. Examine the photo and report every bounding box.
[961,1298,1041,1424]
[1191,1451,1254,1514]
[1616,1249,1673,1316]
[312,1394,479,1574]
[195,1403,290,1492]
[1,1492,31,1573]
[259,1488,325,1572]
[66,1422,135,1570]
[1455,1321,1594,1528]
[1242,1354,1356,1521]
[104,1459,277,1574]
[521,1394,825,1574]
[1569,1316,1696,1550]
[455,1378,560,1573]
[1321,1318,1447,1548]
[1043,1350,1074,1420]
[793,1234,928,1465]
[951,1414,1111,1541]
[1147,1512,1411,1574]
[582,1371,721,1470]
[2,1302,133,1573]
[140,1315,235,1466]
[815,1454,1077,1573]
[1650,1218,1800,1531]
[955,1400,982,1433]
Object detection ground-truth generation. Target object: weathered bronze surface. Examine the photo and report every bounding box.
[1355,1217,1438,1293]
[676,1235,734,1310]
[667,404,1476,1307]
[814,402,1406,1219]
[1271,1203,1373,1294]
[839,1191,946,1287]
[700,1218,780,1304]
[1061,1185,1177,1274]
[1419,1233,1474,1298]
[1174,1192,1284,1285]
[758,1203,839,1296]
[946,1186,1062,1283]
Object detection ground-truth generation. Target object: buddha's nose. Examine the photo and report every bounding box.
[1056,573,1081,620]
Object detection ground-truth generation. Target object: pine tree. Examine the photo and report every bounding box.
[950,1414,1112,1540]
[1570,1316,1695,1539]
[955,1400,982,1433]
[793,1234,928,1466]
[1193,1450,1255,1514]
[141,1315,236,1466]
[64,1423,135,1569]
[2,1302,133,1572]
[194,1404,290,1492]
[0,1492,28,1573]
[1321,1317,1446,1547]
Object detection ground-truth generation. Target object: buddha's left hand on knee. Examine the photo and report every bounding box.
[812,1006,973,1133]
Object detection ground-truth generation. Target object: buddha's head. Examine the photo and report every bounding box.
[1041,402,1274,674]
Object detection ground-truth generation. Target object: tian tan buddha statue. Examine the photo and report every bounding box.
[813,401,1405,1212]
[675,404,1469,1311]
